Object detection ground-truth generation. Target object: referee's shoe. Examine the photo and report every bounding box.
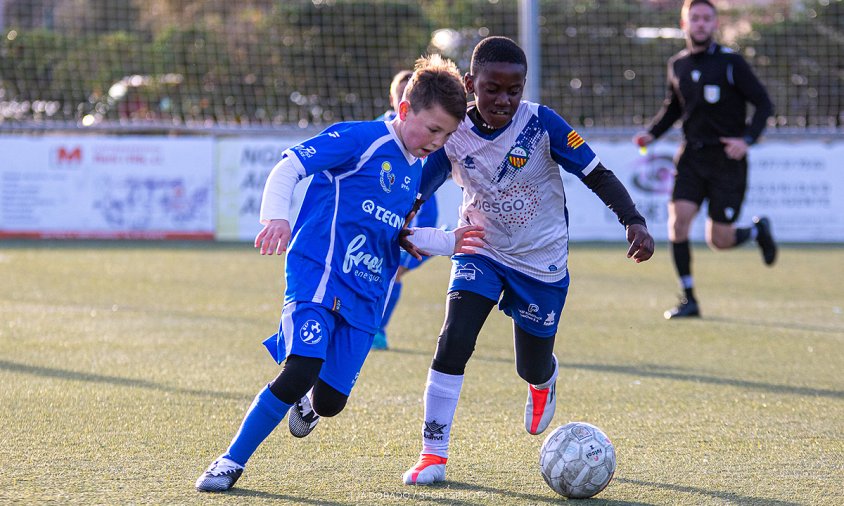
[753,216,777,266]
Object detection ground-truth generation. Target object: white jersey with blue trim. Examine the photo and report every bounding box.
[283,120,420,333]
[422,101,600,282]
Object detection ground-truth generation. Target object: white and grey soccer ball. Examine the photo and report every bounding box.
[539,421,616,499]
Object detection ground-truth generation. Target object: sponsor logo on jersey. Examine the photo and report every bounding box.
[462,155,476,171]
[544,311,556,327]
[566,130,585,149]
[299,319,323,345]
[704,84,720,103]
[379,161,395,192]
[328,131,340,138]
[453,263,483,281]
[507,146,529,168]
[360,199,405,230]
[423,419,447,441]
[343,234,383,283]
[293,144,317,158]
[691,70,701,82]
[475,197,526,214]
[518,306,544,323]
[401,174,411,192]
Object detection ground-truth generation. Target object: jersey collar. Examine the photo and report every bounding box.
[385,120,420,166]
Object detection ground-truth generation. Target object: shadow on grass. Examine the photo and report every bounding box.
[0,359,247,400]
[558,361,844,400]
[409,480,651,505]
[225,488,350,505]
[385,349,843,400]
[615,478,802,506]
[702,316,843,335]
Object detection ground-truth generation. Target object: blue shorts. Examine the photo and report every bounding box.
[262,302,373,396]
[448,254,570,337]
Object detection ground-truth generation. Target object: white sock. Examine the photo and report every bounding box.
[420,368,464,459]
[533,353,558,390]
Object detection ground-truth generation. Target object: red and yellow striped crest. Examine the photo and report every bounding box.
[507,146,529,168]
[567,130,585,149]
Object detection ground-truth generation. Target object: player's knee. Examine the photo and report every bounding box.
[268,355,323,405]
[311,381,348,417]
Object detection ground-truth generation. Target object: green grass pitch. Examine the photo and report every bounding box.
[1,241,842,505]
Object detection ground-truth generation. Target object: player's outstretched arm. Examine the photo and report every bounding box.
[625,223,654,263]
[255,219,292,256]
[400,225,485,259]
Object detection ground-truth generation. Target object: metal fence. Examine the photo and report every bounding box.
[1,0,841,134]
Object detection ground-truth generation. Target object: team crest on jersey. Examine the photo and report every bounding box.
[507,146,529,169]
[704,85,720,103]
[566,131,585,149]
[379,161,395,193]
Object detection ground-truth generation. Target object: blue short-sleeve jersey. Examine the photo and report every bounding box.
[282,120,421,333]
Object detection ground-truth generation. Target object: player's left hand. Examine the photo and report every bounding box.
[625,223,654,263]
[399,228,424,261]
[453,225,485,254]
[720,137,749,160]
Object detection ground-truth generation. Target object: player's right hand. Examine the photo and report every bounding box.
[632,131,654,147]
[255,219,292,255]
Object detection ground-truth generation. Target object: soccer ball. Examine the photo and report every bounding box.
[539,422,616,499]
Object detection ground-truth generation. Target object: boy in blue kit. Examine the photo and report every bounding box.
[195,54,482,493]
[373,69,441,350]
[400,37,655,485]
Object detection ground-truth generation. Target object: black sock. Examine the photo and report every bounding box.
[735,227,752,246]
[684,287,696,302]
[671,240,691,278]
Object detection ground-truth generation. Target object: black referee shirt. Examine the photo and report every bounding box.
[648,43,773,146]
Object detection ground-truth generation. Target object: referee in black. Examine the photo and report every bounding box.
[634,0,776,319]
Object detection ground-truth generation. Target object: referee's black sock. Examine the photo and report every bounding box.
[734,226,752,246]
[671,240,695,301]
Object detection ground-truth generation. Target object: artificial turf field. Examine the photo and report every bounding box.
[1,241,842,505]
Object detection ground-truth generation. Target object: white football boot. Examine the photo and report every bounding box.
[402,454,447,485]
[288,393,320,438]
[525,354,558,435]
[195,456,244,492]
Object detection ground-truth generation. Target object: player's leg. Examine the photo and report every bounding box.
[289,321,374,437]
[498,267,568,435]
[404,256,500,485]
[665,146,708,319]
[197,302,333,492]
[705,154,777,264]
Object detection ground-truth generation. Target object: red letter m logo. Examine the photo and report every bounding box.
[54,146,82,166]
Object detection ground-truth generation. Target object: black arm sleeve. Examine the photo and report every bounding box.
[648,62,683,139]
[733,57,774,143]
[582,164,647,228]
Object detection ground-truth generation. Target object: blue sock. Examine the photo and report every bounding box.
[380,281,402,332]
[223,385,291,466]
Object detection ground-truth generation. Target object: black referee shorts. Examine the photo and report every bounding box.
[672,143,748,224]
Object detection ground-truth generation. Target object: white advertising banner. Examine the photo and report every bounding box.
[551,140,844,242]
[0,136,214,239]
[215,137,312,242]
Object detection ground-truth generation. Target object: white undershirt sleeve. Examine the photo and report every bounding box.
[260,154,307,224]
[408,227,456,256]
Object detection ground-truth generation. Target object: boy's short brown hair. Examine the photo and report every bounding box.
[403,54,467,122]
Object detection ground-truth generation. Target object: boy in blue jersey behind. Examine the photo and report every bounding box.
[195,54,483,493]
[372,69,440,350]
[400,37,655,485]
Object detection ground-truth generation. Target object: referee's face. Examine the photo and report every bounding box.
[683,3,718,49]
[465,62,526,130]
